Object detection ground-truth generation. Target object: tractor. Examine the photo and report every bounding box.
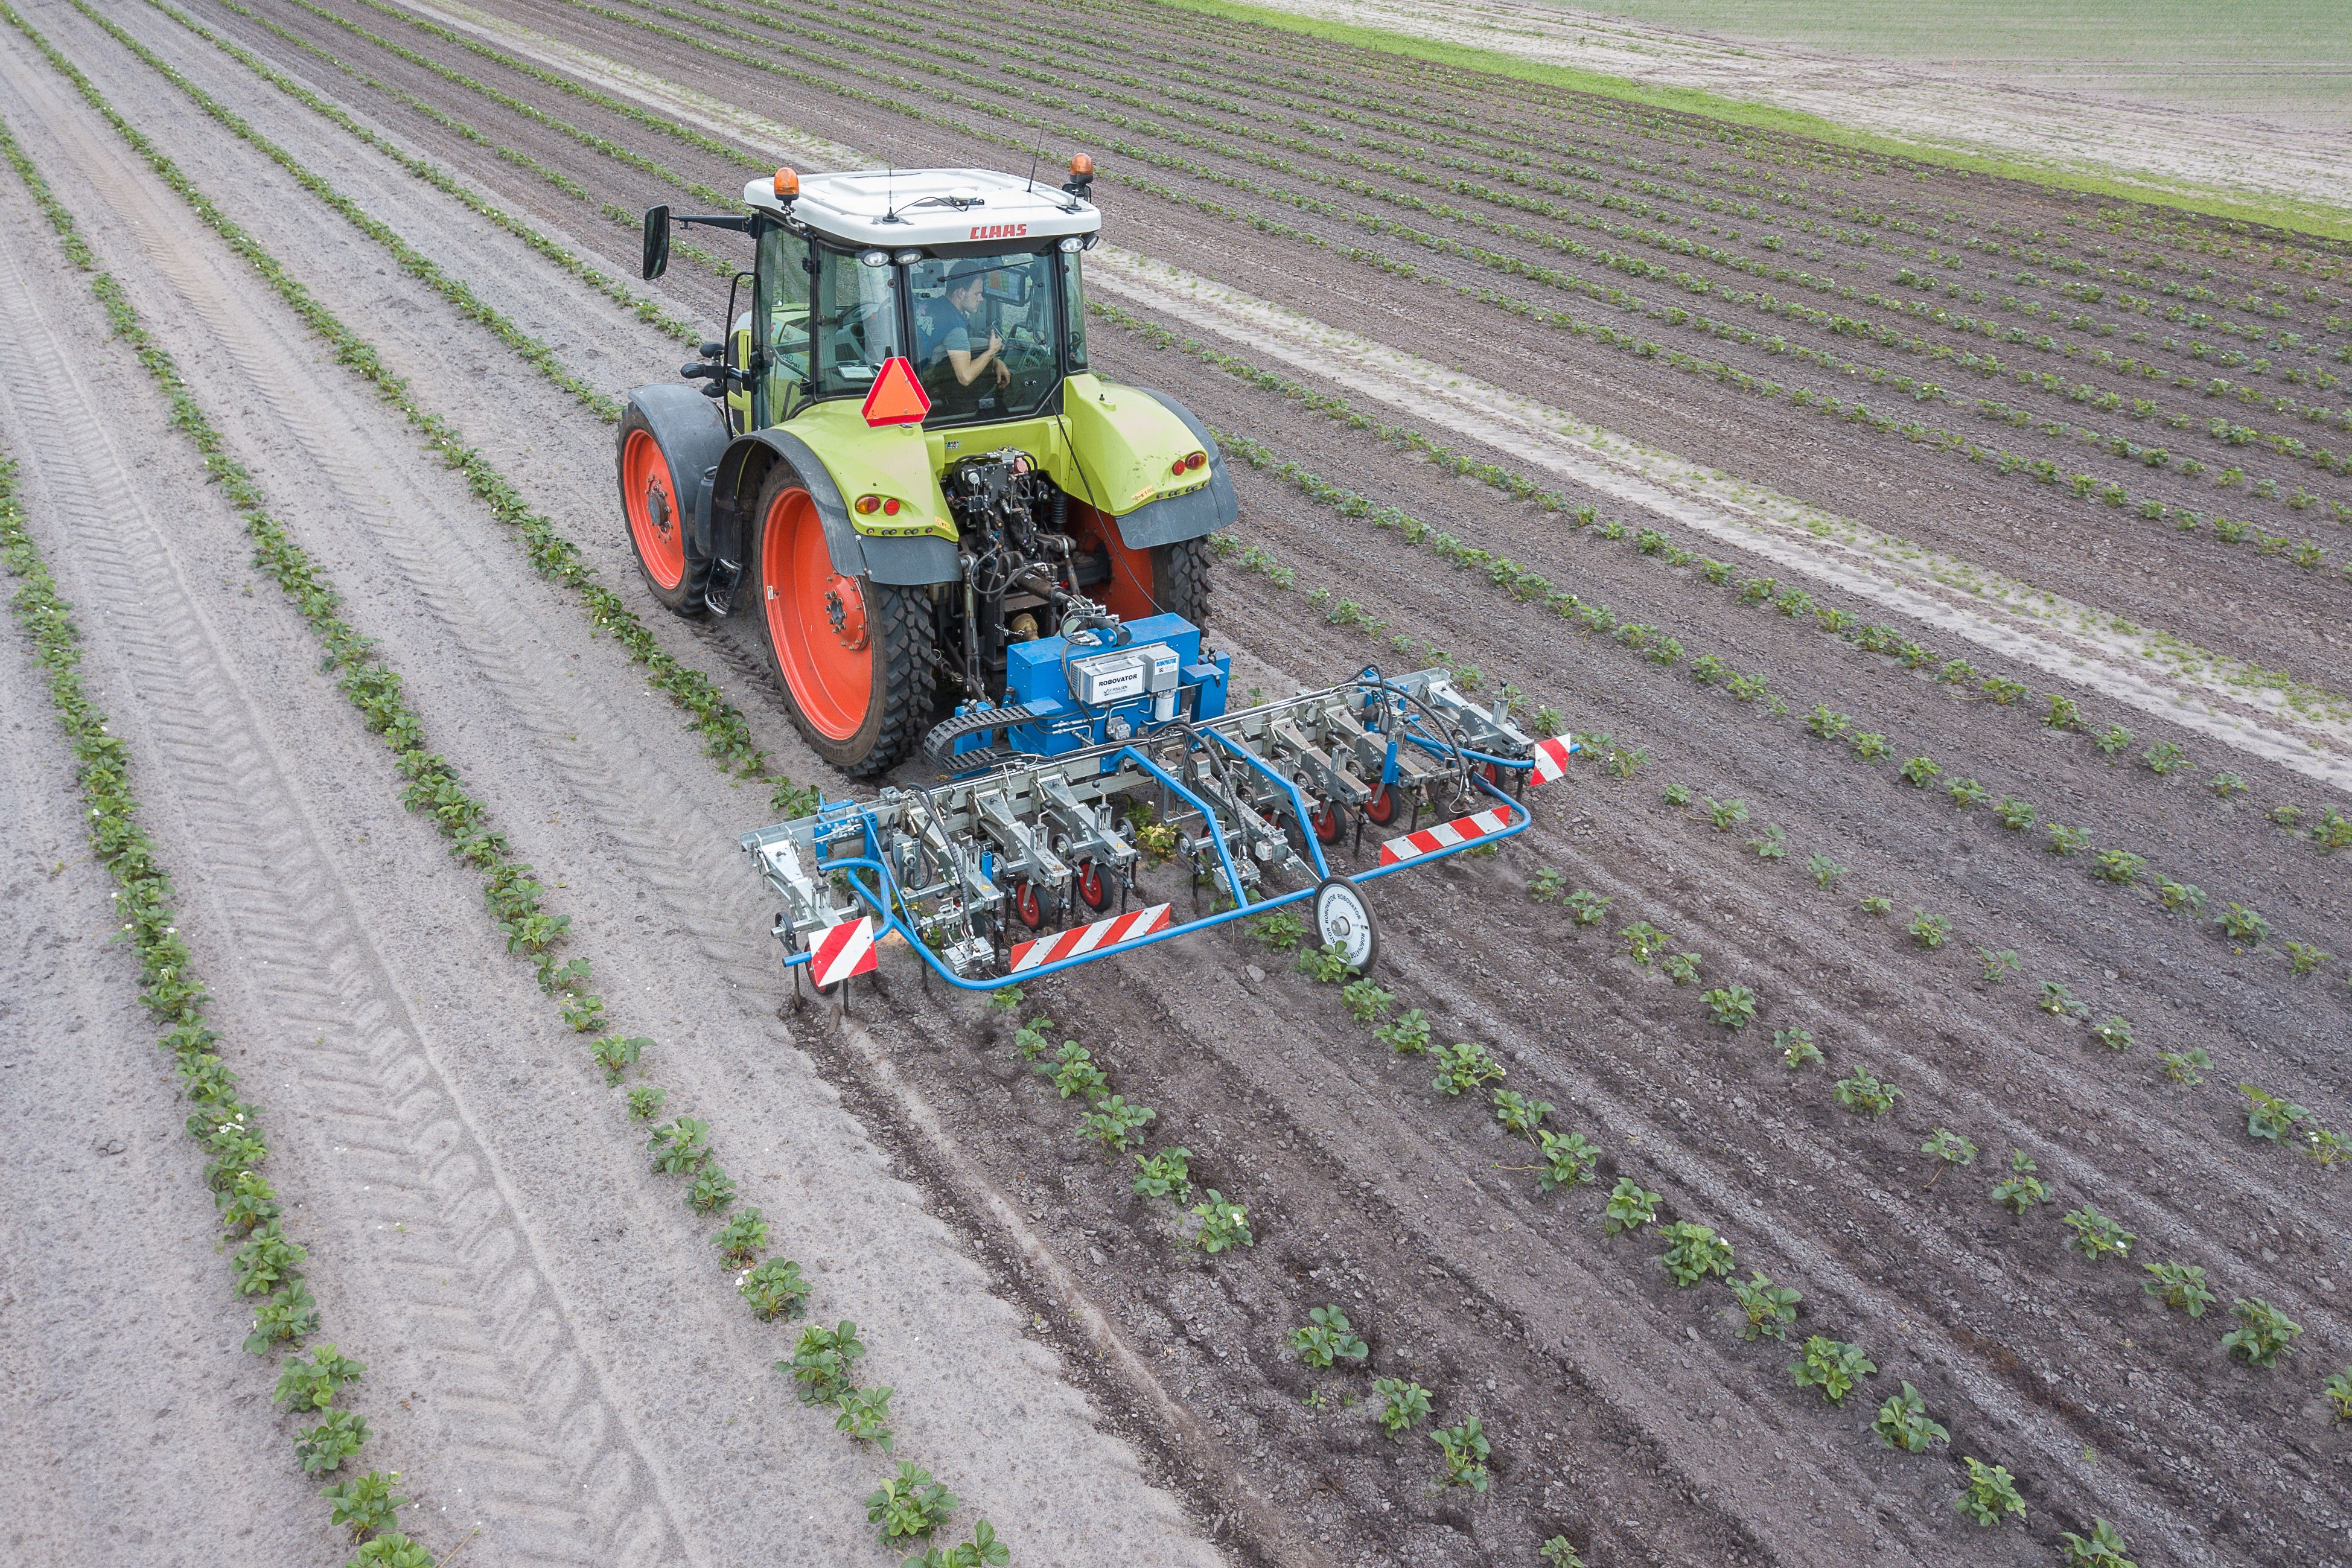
[619,155,1234,777]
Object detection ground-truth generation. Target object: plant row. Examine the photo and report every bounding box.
[0,129,412,1563]
[4,17,1013,1561]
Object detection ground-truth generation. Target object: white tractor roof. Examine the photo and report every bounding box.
[744,167,1101,249]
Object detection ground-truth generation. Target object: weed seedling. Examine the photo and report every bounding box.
[1660,951,1703,986]
[2222,1298,2301,1368]
[647,1117,712,1175]
[2216,904,2271,943]
[1834,1067,1901,1117]
[1429,1418,1491,1492]
[2061,1205,2137,1263]
[1992,1150,2051,1215]
[1791,1336,1875,1404]
[1805,852,1845,888]
[1130,1146,1193,1202]
[2156,878,2207,915]
[2141,1260,2216,1317]
[1872,1383,1949,1453]
[2156,1048,2210,1086]
[1534,1130,1599,1191]
[1080,1095,1155,1153]
[2090,1016,2135,1051]
[1733,1271,1803,1340]
[1775,1027,1823,1069]
[784,1321,866,1404]
[626,1085,666,1122]
[1290,1305,1369,1368]
[1603,1178,1660,1235]
[1247,910,1305,951]
[2060,1519,2137,1568]
[1953,1457,2026,1527]
[1703,984,1758,1028]
[1995,797,2036,830]
[1566,888,1613,926]
[1621,922,1673,963]
[1659,1221,1735,1286]
[591,1034,649,1085]
[2046,823,2092,856]
[1907,911,1951,949]
[273,1345,365,1413]
[1747,823,1788,859]
[295,1410,371,1475]
[1858,895,1893,916]
[2038,982,2089,1019]
[711,1208,769,1268]
[2208,772,2249,798]
[1371,1377,1432,1438]
[1191,1191,1254,1252]
[685,1166,736,1216]
[740,1258,811,1321]
[2238,1082,2311,1141]
[1340,977,1395,1024]
[321,1471,407,1540]
[1706,797,1750,830]
[1431,1041,1505,1095]
[1039,1042,1110,1100]
[1948,777,1991,809]
[1492,1089,1553,1138]
[1920,1129,1978,1184]
[1375,1009,1432,1055]
[1295,942,1356,983]
[833,1385,894,1451]
[1899,756,1942,787]
[864,1462,957,1544]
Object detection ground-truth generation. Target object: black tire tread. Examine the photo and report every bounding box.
[846,580,938,778]
[1151,535,1214,626]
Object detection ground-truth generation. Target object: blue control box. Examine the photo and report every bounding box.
[952,613,1229,762]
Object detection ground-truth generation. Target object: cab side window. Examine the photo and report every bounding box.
[756,226,812,425]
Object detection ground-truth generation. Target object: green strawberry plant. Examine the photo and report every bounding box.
[1295,942,1356,983]
[1791,1336,1875,1404]
[1871,1382,1948,1453]
[1080,1095,1155,1152]
[2143,740,2187,775]
[2093,725,2134,756]
[1340,977,1394,1024]
[2283,940,2330,977]
[2044,695,2081,731]
[1534,1130,1599,1192]
[1661,783,1691,808]
[1948,777,1991,808]
[1566,888,1613,926]
[1857,895,1893,916]
[1492,1089,1552,1138]
[2061,1205,2137,1262]
[1247,910,1305,951]
[834,1385,896,1450]
[2090,1016,2135,1050]
[2038,982,2089,1019]
[1907,911,1951,949]
[1775,1027,1823,1069]
[2216,903,2270,942]
[321,1470,407,1540]
[1992,1150,2051,1214]
[1658,1222,1735,1286]
[1012,1016,1056,1061]
[244,1281,321,1354]
[2208,772,2249,798]
[2324,1369,2352,1424]
[901,1520,1010,1568]
[1706,797,1749,830]
[1995,797,2036,830]
[1898,756,1942,787]
[295,1409,371,1474]
[712,1208,769,1268]
[591,1033,649,1085]
[1806,706,1851,741]
[234,1222,307,1298]
[2222,1298,2301,1367]
[1371,1377,1432,1438]
[2046,824,2092,856]
[1527,867,1567,902]
[685,1166,737,1215]
[1603,1178,1659,1235]
[985,985,1022,1014]
[1834,1067,1900,1117]
[2307,1128,2349,1168]
[2238,1082,2311,1141]
[1540,1538,1587,1568]
[558,993,605,1033]
[1430,1041,1505,1096]
[2156,878,2206,915]
[1659,952,1702,986]
[740,1258,811,1321]
[1702,984,1758,1028]
[1977,948,2020,984]
[865,1462,957,1544]
[273,1344,364,1412]
[1375,1008,1431,1055]
[1039,1042,1110,1100]
[1805,853,1845,888]
[1733,1272,1802,1340]
[2059,1518,2137,1568]
[1191,1191,1253,1252]
[626,1085,666,1122]
[348,1534,434,1567]
[2091,850,2147,887]
[2140,1260,2216,1317]
[1429,1418,1491,1492]
[1132,1147,1193,1202]
[1953,1457,2025,1527]
[784,1320,867,1404]
[1290,1305,1369,1368]
[1620,921,1672,963]
[647,1117,712,1174]
[1920,1129,1977,1184]
[1747,823,1788,859]
[2156,1048,2210,1086]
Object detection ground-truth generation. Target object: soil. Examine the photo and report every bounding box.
[3,3,2348,1568]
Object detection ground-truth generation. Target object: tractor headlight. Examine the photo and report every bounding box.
[1058,235,1083,253]
[857,247,889,268]
[893,248,924,266]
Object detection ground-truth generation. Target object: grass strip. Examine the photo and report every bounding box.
[14,0,783,783]
[0,119,408,1560]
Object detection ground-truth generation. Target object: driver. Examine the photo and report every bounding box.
[917,259,1013,395]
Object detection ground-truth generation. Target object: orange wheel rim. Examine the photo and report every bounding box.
[762,486,872,741]
[622,430,686,590]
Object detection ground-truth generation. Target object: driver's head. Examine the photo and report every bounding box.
[945,258,989,312]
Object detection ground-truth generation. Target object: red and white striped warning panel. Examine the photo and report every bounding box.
[1528,734,1575,785]
[1008,903,1173,974]
[1377,807,1514,867]
[809,916,879,987]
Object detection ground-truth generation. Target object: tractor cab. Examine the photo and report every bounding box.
[620,158,1238,779]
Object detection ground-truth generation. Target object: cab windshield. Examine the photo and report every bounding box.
[908,249,1062,426]
[813,245,905,398]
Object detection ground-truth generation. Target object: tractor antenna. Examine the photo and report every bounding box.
[1025,132,1044,196]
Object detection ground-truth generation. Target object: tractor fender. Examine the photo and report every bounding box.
[712,428,958,596]
[1114,388,1241,550]
[623,382,731,559]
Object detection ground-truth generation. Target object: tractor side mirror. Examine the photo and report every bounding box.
[641,204,671,281]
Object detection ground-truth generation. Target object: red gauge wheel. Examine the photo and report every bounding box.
[1012,880,1045,930]
[1479,761,1504,788]
[1074,860,1110,912]
[1363,784,1398,826]
[1310,802,1342,844]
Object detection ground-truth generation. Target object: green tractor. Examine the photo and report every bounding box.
[620,156,1236,776]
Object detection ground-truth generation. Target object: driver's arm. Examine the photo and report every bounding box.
[947,330,1005,386]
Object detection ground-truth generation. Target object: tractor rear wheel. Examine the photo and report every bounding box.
[1149,536,1213,627]
[749,468,935,777]
[617,407,704,616]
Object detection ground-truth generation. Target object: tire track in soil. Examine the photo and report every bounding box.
[8,13,1232,1561]
[0,104,690,1568]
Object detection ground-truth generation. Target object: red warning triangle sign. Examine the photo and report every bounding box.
[861,356,931,426]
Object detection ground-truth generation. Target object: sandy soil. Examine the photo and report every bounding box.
[4,1,2350,1566]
